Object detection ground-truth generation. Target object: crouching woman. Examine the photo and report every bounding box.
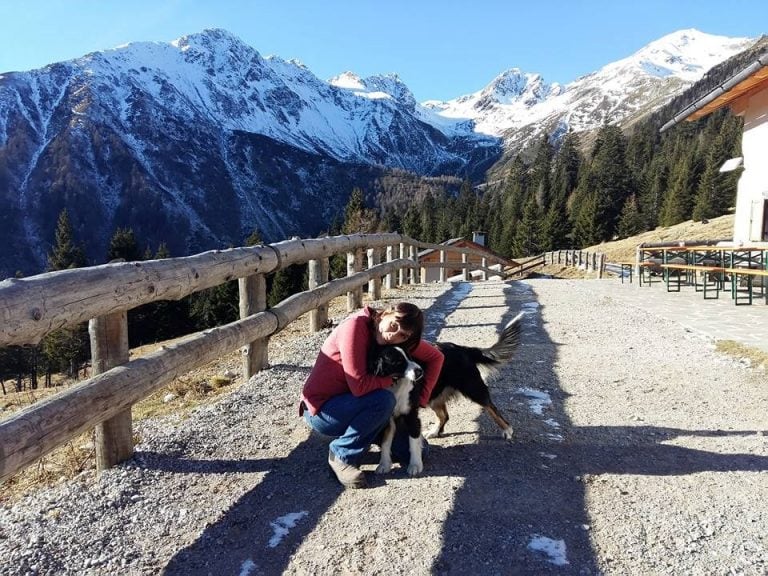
[299,302,444,488]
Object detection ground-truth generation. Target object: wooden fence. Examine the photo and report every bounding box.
[0,233,512,483]
[544,249,606,278]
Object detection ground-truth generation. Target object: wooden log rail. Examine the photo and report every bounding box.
[543,250,606,278]
[0,232,509,483]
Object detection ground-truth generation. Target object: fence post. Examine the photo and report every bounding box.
[239,273,268,378]
[308,258,330,331]
[347,248,363,311]
[89,311,132,472]
[385,245,395,289]
[481,257,488,281]
[409,245,418,284]
[398,243,407,286]
[368,248,382,299]
[461,253,469,281]
[439,249,447,282]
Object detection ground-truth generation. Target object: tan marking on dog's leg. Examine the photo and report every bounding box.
[484,402,514,440]
[407,435,423,476]
[426,400,449,438]
[375,419,396,474]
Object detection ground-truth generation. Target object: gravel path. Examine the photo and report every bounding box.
[1,278,766,575]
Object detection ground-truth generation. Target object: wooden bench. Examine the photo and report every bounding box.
[637,261,664,287]
[659,264,726,299]
[722,267,768,305]
[617,262,634,283]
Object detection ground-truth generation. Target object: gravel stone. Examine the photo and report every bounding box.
[1,279,766,575]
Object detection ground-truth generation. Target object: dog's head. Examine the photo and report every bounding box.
[369,346,424,382]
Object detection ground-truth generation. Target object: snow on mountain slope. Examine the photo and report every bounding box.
[0,27,756,278]
[420,29,753,144]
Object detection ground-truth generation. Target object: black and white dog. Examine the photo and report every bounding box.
[368,346,426,476]
[369,311,525,475]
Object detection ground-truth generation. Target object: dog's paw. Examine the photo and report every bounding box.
[502,427,514,441]
[424,426,441,439]
[407,461,423,476]
[375,461,392,474]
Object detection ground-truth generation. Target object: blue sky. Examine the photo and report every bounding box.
[1,1,766,101]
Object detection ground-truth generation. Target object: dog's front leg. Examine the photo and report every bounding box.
[407,435,423,476]
[375,419,396,474]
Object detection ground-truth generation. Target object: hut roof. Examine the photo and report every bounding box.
[660,36,768,132]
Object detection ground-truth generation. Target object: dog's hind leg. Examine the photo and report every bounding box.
[462,376,514,440]
[426,396,449,438]
[484,401,514,440]
[375,419,396,474]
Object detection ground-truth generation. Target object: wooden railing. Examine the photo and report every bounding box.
[544,249,606,278]
[0,233,511,483]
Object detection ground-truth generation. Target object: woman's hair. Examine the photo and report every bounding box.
[374,302,424,352]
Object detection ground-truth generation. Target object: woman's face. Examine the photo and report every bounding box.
[375,312,411,346]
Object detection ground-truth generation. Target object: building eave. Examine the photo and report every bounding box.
[660,52,768,132]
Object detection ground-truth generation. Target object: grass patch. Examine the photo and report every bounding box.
[715,340,768,370]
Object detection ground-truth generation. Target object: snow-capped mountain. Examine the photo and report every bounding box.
[0,28,754,278]
[422,29,753,149]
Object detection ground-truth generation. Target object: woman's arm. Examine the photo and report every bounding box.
[336,316,394,395]
[411,341,445,407]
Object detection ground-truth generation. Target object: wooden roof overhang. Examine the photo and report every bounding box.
[660,52,768,132]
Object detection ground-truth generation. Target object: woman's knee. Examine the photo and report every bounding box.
[365,388,396,416]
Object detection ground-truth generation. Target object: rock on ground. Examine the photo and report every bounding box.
[1,278,766,575]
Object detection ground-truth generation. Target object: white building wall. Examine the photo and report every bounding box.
[733,87,768,243]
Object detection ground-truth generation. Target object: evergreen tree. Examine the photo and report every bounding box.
[660,148,702,226]
[512,194,542,257]
[692,130,740,220]
[244,229,263,247]
[498,156,528,256]
[267,264,308,307]
[530,134,554,209]
[40,209,89,383]
[617,195,644,238]
[342,187,379,234]
[47,209,86,271]
[107,227,143,262]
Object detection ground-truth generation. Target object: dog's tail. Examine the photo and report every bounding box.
[483,311,525,363]
[470,312,524,382]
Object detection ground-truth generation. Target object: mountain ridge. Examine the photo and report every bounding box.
[0,28,755,278]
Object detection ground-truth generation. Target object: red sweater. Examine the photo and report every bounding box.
[301,306,445,416]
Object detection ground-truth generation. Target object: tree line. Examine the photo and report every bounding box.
[379,108,741,258]
[1,107,740,393]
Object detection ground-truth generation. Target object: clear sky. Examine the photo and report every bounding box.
[1,0,766,102]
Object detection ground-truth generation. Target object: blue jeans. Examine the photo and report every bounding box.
[304,389,427,466]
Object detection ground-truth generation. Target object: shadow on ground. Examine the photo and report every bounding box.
[154,281,767,575]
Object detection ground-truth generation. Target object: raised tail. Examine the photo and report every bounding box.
[483,311,525,363]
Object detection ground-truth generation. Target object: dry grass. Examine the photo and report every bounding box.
[715,340,768,370]
[0,294,355,503]
[584,213,734,263]
[0,216,745,500]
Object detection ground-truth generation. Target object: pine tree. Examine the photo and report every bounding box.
[617,195,644,238]
[47,209,86,271]
[342,187,379,234]
[107,227,143,262]
[41,209,89,383]
[512,194,542,257]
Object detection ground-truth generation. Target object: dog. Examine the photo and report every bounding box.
[369,311,525,475]
[427,311,524,441]
[368,346,425,476]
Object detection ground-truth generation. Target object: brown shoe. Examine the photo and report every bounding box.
[328,450,367,489]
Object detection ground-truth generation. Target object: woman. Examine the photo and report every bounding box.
[300,302,444,489]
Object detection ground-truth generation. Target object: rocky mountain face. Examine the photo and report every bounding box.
[0,28,753,278]
[425,29,753,163]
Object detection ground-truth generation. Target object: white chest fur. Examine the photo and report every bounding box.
[390,377,415,416]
